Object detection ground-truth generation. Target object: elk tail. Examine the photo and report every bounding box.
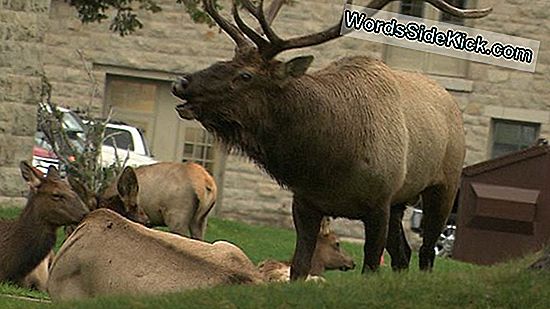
[191,176,217,227]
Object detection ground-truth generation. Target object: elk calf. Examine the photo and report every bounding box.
[102,162,217,240]
[47,208,263,301]
[258,218,355,282]
[0,162,88,285]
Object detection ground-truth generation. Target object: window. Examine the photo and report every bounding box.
[491,119,540,159]
[181,127,216,172]
[385,1,469,77]
[104,127,134,151]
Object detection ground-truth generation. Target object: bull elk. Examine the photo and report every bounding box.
[172,0,491,279]
[0,162,88,285]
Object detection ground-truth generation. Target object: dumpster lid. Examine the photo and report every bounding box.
[463,144,550,177]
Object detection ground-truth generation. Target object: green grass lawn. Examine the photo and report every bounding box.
[1,207,549,308]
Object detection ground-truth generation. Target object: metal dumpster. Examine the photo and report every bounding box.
[453,144,550,265]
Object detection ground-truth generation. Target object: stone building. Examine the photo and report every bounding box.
[1,0,548,240]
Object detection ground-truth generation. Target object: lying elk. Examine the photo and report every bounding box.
[69,166,150,229]
[47,208,263,301]
[0,162,88,286]
[172,0,491,279]
[101,162,217,240]
[258,217,355,282]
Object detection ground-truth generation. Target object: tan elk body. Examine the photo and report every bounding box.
[171,0,491,279]
[0,162,88,286]
[47,208,262,301]
[102,162,217,240]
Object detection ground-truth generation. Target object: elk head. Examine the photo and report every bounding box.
[20,161,89,227]
[172,0,491,147]
[310,217,355,275]
[68,166,150,227]
[109,166,150,226]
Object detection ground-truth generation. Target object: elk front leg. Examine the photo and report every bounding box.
[290,197,323,281]
[362,204,390,273]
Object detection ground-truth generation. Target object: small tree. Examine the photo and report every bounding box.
[38,75,127,200]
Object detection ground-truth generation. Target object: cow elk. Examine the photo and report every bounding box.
[47,208,263,301]
[172,0,491,279]
[102,162,217,240]
[258,217,355,282]
[0,162,88,286]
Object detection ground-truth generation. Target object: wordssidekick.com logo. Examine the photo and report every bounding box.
[340,4,540,72]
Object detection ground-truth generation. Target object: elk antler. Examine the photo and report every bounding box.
[234,0,492,60]
[205,0,493,60]
[202,0,252,49]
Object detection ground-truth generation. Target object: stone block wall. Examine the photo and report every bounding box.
[462,0,550,164]
[0,0,51,207]
[1,0,549,244]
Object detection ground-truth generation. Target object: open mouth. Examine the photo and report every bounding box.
[175,100,197,120]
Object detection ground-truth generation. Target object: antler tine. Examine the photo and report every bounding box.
[265,0,285,25]
[260,0,353,59]
[348,0,491,17]
[231,0,270,49]
[202,0,252,49]
[257,0,283,45]
[425,0,492,18]
[240,0,259,18]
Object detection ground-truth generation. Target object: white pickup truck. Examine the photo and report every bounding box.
[33,107,157,174]
[101,122,158,168]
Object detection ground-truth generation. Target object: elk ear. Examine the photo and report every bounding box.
[117,166,139,202]
[20,161,44,190]
[46,166,61,180]
[319,216,331,236]
[275,55,314,79]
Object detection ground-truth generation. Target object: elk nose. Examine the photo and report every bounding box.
[172,76,190,95]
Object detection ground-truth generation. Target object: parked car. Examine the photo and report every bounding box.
[33,107,157,175]
[33,106,85,175]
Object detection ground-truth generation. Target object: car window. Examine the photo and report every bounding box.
[34,131,53,150]
[62,111,85,132]
[138,129,152,156]
[104,127,134,151]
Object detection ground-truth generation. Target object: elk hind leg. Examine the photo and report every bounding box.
[418,184,456,271]
[386,203,411,271]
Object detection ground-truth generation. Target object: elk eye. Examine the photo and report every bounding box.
[239,72,252,81]
[335,242,340,248]
[51,193,63,200]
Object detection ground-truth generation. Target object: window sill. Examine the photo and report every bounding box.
[428,75,474,93]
